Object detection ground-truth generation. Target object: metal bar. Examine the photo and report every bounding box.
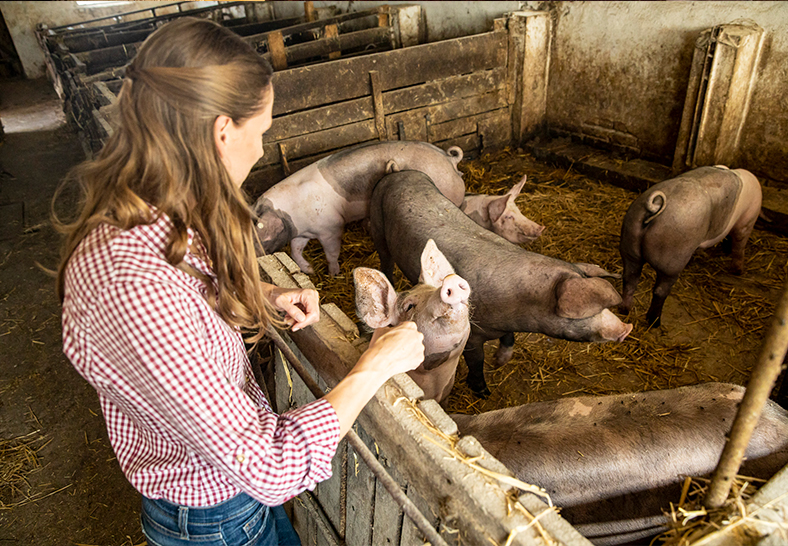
[705,277,788,508]
[266,326,450,546]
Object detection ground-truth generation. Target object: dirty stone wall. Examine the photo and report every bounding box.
[546,1,788,184]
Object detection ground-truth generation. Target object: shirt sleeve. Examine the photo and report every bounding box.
[90,278,340,506]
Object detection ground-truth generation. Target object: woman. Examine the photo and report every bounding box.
[54,17,424,546]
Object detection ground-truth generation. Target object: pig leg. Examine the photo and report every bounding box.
[619,256,643,316]
[317,233,343,277]
[493,332,515,368]
[463,338,491,398]
[646,272,679,328]
[290,237,315,274]
[728,219,757,275]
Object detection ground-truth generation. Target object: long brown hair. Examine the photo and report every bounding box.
[54,17,278,341]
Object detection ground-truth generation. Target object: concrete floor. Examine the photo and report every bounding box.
[0,78,143,545]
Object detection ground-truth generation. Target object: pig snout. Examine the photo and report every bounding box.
[590,309,633,343]
[441,274,470,305]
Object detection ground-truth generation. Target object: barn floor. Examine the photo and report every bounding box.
[0,78,143,545]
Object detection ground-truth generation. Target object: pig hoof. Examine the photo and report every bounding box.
[646,314,662,329]
[493,346,514,369]
[328,264,342,277]
[467,380,491,399]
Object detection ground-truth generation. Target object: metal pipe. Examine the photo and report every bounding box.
[267,326,450,546]
[705,278,788,508]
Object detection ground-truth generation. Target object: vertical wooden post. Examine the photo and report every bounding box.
[267,31,287,71]
[705,279,788,508]
[369,71,387,141]
[507,11,552,145]
[278,143,291,177]
[304,1,317,22]
[325,24,341,60]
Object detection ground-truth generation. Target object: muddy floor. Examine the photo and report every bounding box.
[0,78,143,546]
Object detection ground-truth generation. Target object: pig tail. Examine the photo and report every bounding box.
[643,191,667,225]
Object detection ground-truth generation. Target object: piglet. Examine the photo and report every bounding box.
[460,175,544,244]
[369,169,632,397]
[451,382,788,545]
[619,166,762,326]
[252,141,466,276]
[353,239,471,403]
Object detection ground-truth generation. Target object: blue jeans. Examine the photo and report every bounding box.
[141,492,301,546]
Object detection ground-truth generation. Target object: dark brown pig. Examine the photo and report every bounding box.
[369,170,632,397]
[620,166,762,326]
[451,382,788,545]
[353,240,471,403]
[252,141,466,276]
[460,175,545,245]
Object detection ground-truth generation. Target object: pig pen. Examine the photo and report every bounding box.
[262,147,788,546]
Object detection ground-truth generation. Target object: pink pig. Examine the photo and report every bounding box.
[252,141,466,276]
[353,239,471,403]
[460,175,544,244]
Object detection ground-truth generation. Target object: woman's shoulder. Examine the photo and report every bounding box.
[65,218,182,299]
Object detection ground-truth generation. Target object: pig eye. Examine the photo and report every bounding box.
[404,302,416,313]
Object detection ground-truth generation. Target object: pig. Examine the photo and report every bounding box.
[369,169,633,398]
[252,140,466,276]
[353,239,471,403]
[460,175,545,245]
[619,165,762,327]
[451,382,788,545]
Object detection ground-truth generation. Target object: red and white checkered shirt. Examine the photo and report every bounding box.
[61,212,340,507]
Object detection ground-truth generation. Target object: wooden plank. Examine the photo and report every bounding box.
[399,485,437,546]
[304,1,317,22]
[369,71,386,141]
[271,30,507,116]
[384,67,506,115]
[371,453,405,546]
[385,90,508,142]
[427,109,508,143]
[477,108,512,149]
[257,120,377,168]
[268,31,288,71]
[316,438,347,538]
[324,24,341,60]
[266,97,374,141]
[345,427,377,546]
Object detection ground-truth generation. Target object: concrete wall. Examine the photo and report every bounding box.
[0,1,219,79]
[546,1,788,182]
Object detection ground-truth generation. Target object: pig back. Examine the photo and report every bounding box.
[369,170,592,337]
[318,141,466,206]
[451,382,788,511]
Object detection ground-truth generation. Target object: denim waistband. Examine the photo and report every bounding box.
[144,492,261,526]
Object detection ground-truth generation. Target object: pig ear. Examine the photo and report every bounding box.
[487,194,510,223]
[555,277,622,319]
[507,175,527,198]
[419,239,456,287]
[353,267,399,328]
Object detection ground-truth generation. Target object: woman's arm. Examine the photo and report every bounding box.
[324,322,424,439]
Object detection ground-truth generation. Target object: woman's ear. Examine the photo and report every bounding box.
[213,115,233,159]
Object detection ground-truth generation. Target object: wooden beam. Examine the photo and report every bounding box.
[267,31,287,71]
[369,71,386,141]
[324,23,341,60]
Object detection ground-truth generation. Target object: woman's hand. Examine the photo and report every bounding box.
[266,286,320,332]
[359,322,425,377]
